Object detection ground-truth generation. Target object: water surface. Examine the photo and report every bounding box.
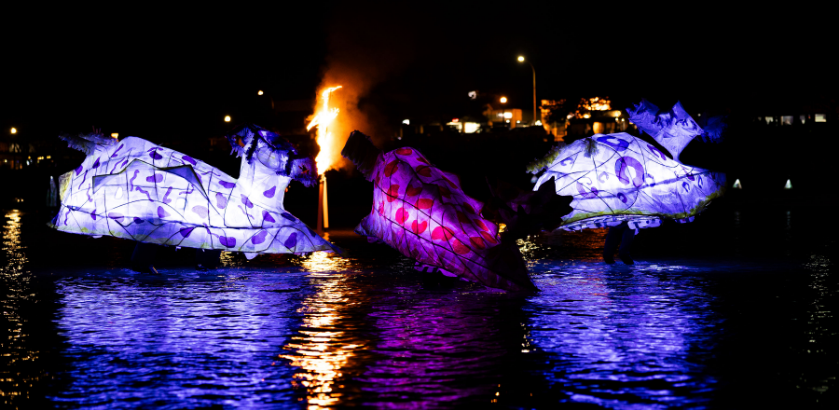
[2,203,837,408]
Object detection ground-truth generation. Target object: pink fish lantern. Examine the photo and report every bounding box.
[342,131,537,291]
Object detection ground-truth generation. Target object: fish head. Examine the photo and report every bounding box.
[288,156,317,187]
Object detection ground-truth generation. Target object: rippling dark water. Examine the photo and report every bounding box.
[2,199,837,409]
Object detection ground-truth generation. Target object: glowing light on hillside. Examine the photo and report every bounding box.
[589,97,611,111]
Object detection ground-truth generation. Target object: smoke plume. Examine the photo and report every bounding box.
[311,5,420,171]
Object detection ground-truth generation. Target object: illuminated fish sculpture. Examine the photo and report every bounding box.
[51,124,338,256]
[342,131,571,291]
[530,100,725,232]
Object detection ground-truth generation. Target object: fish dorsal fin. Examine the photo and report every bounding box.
[627,100,703,161]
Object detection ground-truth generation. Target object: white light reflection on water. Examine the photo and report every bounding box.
[803,254,834,396]
[281,251,363,410]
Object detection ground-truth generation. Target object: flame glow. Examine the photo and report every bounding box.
[307,86,343,175]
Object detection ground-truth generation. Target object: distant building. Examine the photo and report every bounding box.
[540,97,631,142]
[0,140,36,170]
[485,108,524,129]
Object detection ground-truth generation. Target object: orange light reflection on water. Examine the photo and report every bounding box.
[281,251,361,409]
[1,210,37,408]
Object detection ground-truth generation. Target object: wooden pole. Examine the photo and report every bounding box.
[317,175,324,235]
[323,174,329,229]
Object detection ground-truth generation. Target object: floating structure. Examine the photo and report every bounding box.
[51,125,338,256]
[343,131,541,291]
[531,100,726,232]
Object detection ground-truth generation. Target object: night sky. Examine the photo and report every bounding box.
[2,4,834,142]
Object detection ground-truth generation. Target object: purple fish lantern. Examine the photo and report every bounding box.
[531,100,725,232]
[51,125,338,256]
[342,131,538,292]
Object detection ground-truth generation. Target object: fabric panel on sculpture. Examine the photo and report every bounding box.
[354,146,534,291]
[51,135,335,254]
[533,132,724,232]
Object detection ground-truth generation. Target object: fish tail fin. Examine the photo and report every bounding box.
[484,176,572,242]
[58,129,116,155]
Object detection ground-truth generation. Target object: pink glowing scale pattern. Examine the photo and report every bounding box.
[354,147,531,291]
[51,135,336,254]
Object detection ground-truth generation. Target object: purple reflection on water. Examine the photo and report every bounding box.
[50,271,310,408]
[525,259,719,407]
[359,287,507,407]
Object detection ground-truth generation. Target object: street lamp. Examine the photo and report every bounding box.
[224,115,231,123]
[500,96,508,104]
[10,127,19,169]
[257,89,275,110]
[517,55,537,125]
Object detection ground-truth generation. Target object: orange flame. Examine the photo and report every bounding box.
[306,86,343,175]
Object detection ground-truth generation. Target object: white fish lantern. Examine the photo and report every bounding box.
[51,124,338,255]
[531,100,726,232]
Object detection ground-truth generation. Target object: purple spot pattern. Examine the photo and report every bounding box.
[162,187,173,204]
[192,206,209,219]
[251,230,268,245]
[111,145,123,157]
[135,187,152,201]
[219,236,236,248]
[263,186,276,198]
[77,171,88,190]
[215,193,228,209]
[263,211,275,223]
[129,170,139,191]
[284,232,298,249]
